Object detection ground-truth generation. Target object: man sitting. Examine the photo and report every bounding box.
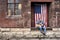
[36,19,46,35]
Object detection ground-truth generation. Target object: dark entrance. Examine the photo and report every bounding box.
[31,2,50,27]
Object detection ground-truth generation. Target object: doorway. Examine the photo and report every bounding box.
[31,2,48,27]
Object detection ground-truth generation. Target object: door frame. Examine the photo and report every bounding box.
[31,2,51,28]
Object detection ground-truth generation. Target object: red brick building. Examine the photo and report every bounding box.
[0,0,60,28]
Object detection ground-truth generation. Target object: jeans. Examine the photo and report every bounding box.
[40,26,46,34]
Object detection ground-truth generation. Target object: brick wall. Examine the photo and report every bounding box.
[0,0,31,28]
[49,0,60,27]
[0,0,60,28]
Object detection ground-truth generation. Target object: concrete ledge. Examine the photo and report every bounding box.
[1,28,10,32]
[0,28,60,39]
[0,31,60,39]
[1,28,60,32]
[46,31,54,35]
[52,28,60,31]
[0,28,31,32]
[10,28,31,32]
[30,31,42,35]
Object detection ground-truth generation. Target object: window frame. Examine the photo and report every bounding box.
[7,0,22,16]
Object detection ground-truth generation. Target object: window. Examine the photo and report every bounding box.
[8,0,22,16]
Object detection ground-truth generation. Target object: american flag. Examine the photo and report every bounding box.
[34,4,47,27]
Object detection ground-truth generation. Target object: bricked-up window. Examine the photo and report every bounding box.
[8,0,22,16]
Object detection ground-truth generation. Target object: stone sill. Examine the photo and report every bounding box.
[0,30,60,39]
[5,15,22,20]
[0,28,60,39]
[0,28,31,32]
[0,28,60,32]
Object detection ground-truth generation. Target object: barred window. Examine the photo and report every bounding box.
[8,0,22,16]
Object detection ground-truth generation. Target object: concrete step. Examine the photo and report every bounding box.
[0,28,60,39]
[0,30,60,39]
[25,31,59,38]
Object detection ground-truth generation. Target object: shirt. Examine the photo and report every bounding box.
[36,20,44,24]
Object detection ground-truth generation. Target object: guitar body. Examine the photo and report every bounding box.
[36,24,41,27]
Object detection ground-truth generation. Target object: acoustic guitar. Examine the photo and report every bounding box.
[35,23,42,27]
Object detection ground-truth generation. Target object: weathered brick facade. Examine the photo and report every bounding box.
[0,0,31,28]
[49,0,60,27]
[0,0,60,28]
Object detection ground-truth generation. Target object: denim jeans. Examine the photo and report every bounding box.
[40,26,46,34]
